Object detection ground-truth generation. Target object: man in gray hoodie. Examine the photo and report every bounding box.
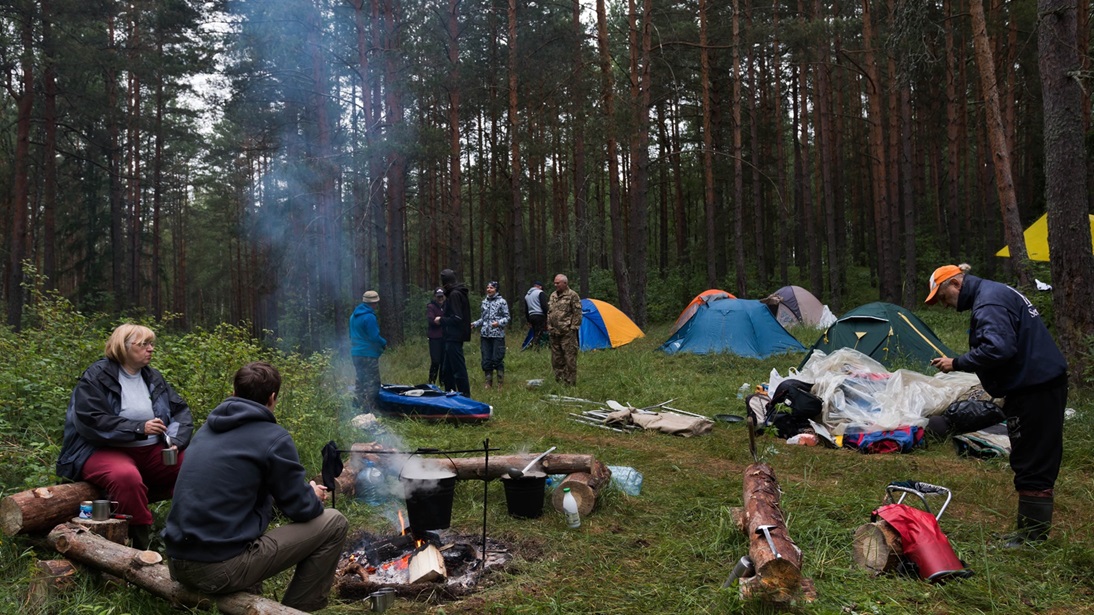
[164,362,348,611]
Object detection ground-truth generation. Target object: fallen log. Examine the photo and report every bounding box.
[852,519,903,574]
[737,462,815,603]
[1,482,100,536]
[330,449,597,495]
[46,523,308,615]
[550,460,611,516]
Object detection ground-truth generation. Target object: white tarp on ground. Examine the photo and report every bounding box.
[769,348,985,435]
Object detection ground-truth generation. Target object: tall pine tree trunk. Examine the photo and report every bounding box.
[1039,0,1094,375]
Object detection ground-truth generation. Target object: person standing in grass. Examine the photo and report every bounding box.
[472,280,511,389]
[926,263,1068,547]
[547,273,582,386]
[436,268,472,396]
[426,288,446,385]
[349,290,386,412]
[523,281,547,350]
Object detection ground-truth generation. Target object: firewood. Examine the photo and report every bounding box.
[737,462,813,604]
[71,517,129,545]
[46,523,309,615]
[1,482,100,536]
[407,544,447,584]
[550,460,612,516]
[852,520,903,574]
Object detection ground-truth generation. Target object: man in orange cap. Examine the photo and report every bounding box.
[926,263,1068,547]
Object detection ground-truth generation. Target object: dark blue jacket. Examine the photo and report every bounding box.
[163,397,324,562]
[349,303,386,358]
[951,275,1067,397]
[441,283,472,342]
[56,358,193,482]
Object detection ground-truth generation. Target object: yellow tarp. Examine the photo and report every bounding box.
[996,213,1094,261]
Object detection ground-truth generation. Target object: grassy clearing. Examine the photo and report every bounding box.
[2,309,1093,614]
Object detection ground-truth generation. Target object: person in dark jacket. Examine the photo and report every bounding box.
[349,290,387,412]
[926,263,1068,547]
[56,323,193,551]
[435,268,472,396]
[165,362,348,612]
[426,288,446,384]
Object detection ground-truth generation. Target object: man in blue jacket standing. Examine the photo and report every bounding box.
[350,290,387,412]
[926,263,1068,547]
[164,362,348,611]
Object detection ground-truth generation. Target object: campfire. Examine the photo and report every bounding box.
[335,513,512,602]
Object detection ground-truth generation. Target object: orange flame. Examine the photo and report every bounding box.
[397,510,406,534]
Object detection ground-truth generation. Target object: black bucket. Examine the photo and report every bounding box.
[401,472,457,530]
[502,473,547,519]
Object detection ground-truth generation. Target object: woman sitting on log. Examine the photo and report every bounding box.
[55,324,193,550]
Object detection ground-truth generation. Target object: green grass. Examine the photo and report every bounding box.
[2,308,1093,615]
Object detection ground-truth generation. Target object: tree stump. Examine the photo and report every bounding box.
[71,517,129,545]
[550,460,612,516]
[852,519,903,574]
[25,559,77,612]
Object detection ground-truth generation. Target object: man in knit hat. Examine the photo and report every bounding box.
[926,263,1068,547]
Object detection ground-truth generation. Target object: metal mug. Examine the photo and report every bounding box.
[162,447,178,466]
[91,500,118,521]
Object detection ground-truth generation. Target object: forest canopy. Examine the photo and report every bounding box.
[2,0,1093,362]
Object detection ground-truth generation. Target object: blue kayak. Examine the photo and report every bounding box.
[377,384,493,422]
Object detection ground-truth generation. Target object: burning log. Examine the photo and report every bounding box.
[46,523,309,615]
[1,482,101,536]
[737,463,816,603]
[851,519,903,574]
[407,544,447,584]
[550,460,611,516]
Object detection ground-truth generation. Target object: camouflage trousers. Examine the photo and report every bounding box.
[550,330,579,385]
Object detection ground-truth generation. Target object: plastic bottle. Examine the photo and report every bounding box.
[356,461,383,506]
[562,487,581,528]
[736,382,752,400]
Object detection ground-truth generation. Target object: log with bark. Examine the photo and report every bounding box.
[46,523,309,615]
[25,559,78,611]
[550,459,611,516]
[736,462,816,603]
[71,517,128,545]
[1,482,100,536]
[329,447,598,497]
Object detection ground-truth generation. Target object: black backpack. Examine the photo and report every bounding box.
[764,379,823,438]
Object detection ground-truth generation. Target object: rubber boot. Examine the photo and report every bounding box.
[496,369,504,390]
[1003,495,1053,548]
[130,525,152,551]
[484,371,493,389]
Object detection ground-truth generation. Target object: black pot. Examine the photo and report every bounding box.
[401,472,457,530]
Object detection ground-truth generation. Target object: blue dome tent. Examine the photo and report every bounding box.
[660,297,806,358]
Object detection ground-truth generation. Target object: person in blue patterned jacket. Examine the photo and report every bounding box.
[472,280,511,389]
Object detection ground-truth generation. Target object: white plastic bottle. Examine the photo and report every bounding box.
[562,487,581,528]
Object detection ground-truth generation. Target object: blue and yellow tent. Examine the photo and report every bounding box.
[579,298,645,351]
[660,297,805,358]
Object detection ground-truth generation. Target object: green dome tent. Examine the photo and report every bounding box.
[801,302,954,370]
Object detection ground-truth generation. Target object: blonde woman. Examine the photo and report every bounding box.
[56,324,193,550]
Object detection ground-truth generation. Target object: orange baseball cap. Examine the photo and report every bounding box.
[924,265,962,304]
